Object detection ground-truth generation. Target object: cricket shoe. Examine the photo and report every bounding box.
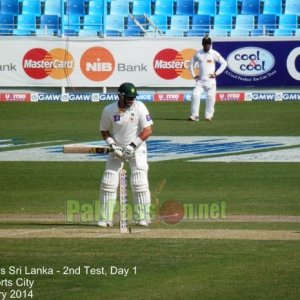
[188,116,199,122]
[97,221,113,227]
[135,220,148,227]
[205,118,212,121]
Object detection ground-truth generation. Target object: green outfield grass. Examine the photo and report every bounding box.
[0,161,299,216]
[0,239,299,300]
[0,101,300,299]
[0,102,300,146]
[1,222,300,231]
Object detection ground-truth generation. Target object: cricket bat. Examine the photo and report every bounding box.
[63,145,110,154]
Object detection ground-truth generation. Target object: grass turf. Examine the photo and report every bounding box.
[0,102,300,146]
[0,161,299,216]
[0,101,300,299]
[0,239,299,300]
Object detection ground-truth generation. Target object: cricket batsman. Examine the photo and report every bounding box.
[98,82,153,227]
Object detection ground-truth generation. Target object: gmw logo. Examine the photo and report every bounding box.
[23,48,74,80]
[153,48,196,80]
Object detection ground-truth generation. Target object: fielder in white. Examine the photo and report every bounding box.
[98,82,153,228]
[189,36,227,121]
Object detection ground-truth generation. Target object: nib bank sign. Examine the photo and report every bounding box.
[227,47,274,77]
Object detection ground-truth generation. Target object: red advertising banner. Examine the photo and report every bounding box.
[216,92,245,101]
[0,93,31,102]
[154,93,185,102]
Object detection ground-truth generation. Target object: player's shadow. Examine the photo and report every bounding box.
[154,117,188,121]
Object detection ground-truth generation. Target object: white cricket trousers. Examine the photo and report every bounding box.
[191,79,217,120]
[99,144,151,223]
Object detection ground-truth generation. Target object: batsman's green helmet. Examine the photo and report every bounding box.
[118,82,138,98]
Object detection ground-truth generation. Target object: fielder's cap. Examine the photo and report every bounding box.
[118,82,138,98]
[202,36,212,45]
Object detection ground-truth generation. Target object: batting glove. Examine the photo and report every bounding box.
[105,137,123,158]
[122,144,135,159]
[110,144,123,158]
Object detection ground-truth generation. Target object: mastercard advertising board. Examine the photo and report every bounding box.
[152,48,197,80]
[0,39,199,87]
[23,48,75,80]
[1,38,300,88]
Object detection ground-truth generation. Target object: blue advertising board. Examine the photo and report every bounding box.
[214,41,300,87]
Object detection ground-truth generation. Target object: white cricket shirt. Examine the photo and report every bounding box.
[100,101,153,146]
[189,48,227,80]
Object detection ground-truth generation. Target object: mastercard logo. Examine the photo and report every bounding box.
[23,48,74,80]
[153,48,197,80]
[80,47,115,81]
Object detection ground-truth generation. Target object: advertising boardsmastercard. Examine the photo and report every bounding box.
[23,48,74,80]
[153,48,196,80]
[23,60,73,69]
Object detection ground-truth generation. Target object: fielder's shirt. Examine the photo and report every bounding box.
[100,101,153,146]
[189,48,227,81]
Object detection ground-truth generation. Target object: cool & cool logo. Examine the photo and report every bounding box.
[227,47,274,77]
[153,48,196,80]
[23,48,74,80]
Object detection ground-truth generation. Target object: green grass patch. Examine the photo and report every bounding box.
[0,102,300,146]
[0,161,299,215]
[1,101,300,299]
[0,239,299,300]
[0,222,300,231]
